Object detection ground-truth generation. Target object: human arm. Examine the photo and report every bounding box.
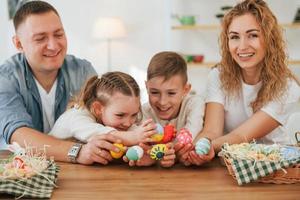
[110,119,156,146]
[11,127,122,165]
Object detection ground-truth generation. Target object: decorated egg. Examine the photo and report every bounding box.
[150,144,167,160]
[176,128,193,144]
[126,145,144,161]
[151,123,164,143]
[110,143,126,159]
[195,138,211,155]
[162,124,175,143]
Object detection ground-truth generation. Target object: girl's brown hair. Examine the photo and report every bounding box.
[219,0,299,112]
[73,71,140,118]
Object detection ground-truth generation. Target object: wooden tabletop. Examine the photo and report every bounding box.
[1,151,299,200]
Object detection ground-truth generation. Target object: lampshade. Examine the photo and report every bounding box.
[93,17,126,39]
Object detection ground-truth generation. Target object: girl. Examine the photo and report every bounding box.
[188,0,300,166]
[50,71,155,146]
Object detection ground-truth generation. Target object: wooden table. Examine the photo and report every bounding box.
[1,151,299,200]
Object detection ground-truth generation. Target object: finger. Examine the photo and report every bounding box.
[144,130,157,138]
[160,160,174,168]
[99,149,113,162]
[123,155,129,163]
[163,154,176,161]
[139,143,152,152]
[129,160,136,167]
[174,143,184,151]
[95,140,121,153]
[177,143,194,156]
[91,153,109,165]
[96,133,122,144]
[164,148,175,156]
[142,118,153,127]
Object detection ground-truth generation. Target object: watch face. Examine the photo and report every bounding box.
[69,146,80,156]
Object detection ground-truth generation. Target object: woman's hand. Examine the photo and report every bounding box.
[174,142,194,166]
[159,143,176,168]
[77,134,122,165]
[187,145,215,166]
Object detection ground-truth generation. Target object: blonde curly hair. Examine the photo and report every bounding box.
[219,0,299,112]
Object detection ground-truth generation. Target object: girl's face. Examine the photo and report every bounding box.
[97,92,140,131]
[228,13,266,72]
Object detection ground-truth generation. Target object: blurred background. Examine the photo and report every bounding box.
[1,0,300,104]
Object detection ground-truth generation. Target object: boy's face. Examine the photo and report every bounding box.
[146,74,191,121]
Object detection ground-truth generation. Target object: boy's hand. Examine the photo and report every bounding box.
[123,143,155,167]
[187,145,215,166]
[174,142,194,166]
[159,143,176,168]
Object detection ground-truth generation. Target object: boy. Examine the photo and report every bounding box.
[143,51,205,166]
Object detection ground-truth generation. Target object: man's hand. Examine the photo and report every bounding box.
[77,134,122,165]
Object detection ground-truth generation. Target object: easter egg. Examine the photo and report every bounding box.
[162,124,175,143]
[150,144,167,160]
[195,138,211,155]
[176,128,193,144]
[126,145,144,161]
[280,146,300,160]
[110,143,125,159]
[151,123,164,143]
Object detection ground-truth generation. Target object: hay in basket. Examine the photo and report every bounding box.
[218,141,300,185]
[0,142,59,199]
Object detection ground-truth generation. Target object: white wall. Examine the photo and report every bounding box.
[0,0,300,101]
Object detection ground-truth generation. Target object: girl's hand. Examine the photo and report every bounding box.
[174,142,194,166]
[123,143,155,167]
[130,119,156,145]
[187,145,215,166]
[77,134,122,165]
[159,143,176,168]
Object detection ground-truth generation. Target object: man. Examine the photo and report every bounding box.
[0,1,121,165]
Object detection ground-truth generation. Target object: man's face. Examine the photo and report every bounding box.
[14,11,67,74]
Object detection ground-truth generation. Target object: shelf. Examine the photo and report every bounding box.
[187,60,300,68]
[172,23,300,30]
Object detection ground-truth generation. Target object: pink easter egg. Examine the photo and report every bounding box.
[176,128,193,144]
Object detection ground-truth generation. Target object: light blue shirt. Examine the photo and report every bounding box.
[0,53,97,149]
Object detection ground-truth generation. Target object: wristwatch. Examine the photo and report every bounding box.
[68,143,82,163]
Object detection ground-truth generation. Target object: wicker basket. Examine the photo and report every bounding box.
[223,156,300,184]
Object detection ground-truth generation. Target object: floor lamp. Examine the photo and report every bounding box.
[93,17,126,72]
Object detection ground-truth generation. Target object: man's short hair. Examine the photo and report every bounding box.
[147,51,188,83]
[13,0,59,31]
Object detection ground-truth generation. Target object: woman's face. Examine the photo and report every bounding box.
[228,13,266,72]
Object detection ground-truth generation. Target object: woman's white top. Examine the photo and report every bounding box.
[206,68,300,144]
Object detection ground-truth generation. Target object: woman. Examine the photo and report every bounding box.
[184,0,300,166]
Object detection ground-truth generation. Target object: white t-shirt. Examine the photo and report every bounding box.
[49,106,115,142]
[142,95,205,139]
[206,68,300,144]
[34,78,57,133]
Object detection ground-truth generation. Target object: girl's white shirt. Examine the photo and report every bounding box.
[49,106,115,142]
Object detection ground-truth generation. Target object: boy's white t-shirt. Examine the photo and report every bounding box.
[34,78,57,133]
[142,95,205,140]
[49,106,115,142]
[206,68,300,144]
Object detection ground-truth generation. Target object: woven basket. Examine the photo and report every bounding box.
[222,155,300,184]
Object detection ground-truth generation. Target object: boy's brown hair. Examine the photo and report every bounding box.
[147,51,187,84]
